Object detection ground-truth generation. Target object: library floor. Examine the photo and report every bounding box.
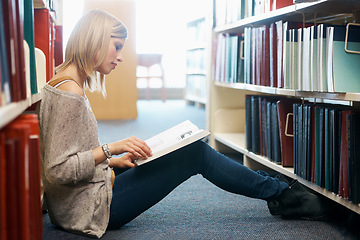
[42,100,360,240]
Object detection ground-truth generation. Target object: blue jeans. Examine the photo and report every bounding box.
[108,141,288,229]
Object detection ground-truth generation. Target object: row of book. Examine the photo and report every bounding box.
[245,95,360,204]
[0,0,62,107]
[0,114,43,240]
[245,95,298,167]
[293,101,360,204]
[214,21,360,94]
[186,74,207,99]
[186,17,207,48]
[186,49,206,74]
[214,33,245,84]
[214,0,294,27]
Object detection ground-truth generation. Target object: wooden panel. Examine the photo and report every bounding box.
[84,0,138,119]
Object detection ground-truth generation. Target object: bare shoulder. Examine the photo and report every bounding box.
[57,81,85,97]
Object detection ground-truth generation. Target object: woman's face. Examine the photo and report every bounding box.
[96,37,125,75]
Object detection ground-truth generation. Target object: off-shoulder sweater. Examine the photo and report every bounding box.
[39,84,112,238]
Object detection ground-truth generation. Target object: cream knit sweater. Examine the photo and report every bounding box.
[39,84,112,238]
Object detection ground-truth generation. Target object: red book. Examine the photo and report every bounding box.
[0,131,7,240]
[339,110,351,199]
[269,23,278,88]
[14,0,27,100]
[54,25,63,67]
[275,0,293,10]
[263,25,270,87]
[3,0,22,101]
[34,8,54,82]
[4,119,31,240]
[4,138,20,240]
[277,98,302,167]
[16,114,42,240]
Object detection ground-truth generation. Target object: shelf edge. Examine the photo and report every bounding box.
[0,93,42,129]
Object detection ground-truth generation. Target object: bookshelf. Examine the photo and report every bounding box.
[185,17,208,107]
[1,0,60,239]
[208,0,360,215]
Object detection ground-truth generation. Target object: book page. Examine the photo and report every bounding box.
[135,120,209,166]
[145,120,201,153]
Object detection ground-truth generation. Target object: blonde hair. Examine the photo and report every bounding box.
[56,9,128,96]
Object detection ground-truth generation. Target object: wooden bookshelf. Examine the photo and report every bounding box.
[208,0,360,215]
[0,93,41,129]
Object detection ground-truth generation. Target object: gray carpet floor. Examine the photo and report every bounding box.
[43,100,360,239]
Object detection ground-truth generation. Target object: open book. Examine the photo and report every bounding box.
[135,120,210,166]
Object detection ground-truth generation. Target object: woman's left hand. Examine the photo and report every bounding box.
[109,153,138,168]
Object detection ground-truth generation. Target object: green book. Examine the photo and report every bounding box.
[24,0,37,94]
[328,25,360,93]
[314,106,321,186]
[324,107,330,190]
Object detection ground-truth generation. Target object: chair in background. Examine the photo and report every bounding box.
[136,53,166,102]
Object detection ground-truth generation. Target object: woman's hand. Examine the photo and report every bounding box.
[109,153,138,168]
[93,136,152,167]
[109,136,152,160]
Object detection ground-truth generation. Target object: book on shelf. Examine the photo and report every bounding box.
[24,0,38,95]
[246,96,360,201]
[275,20,284,88]
[1,0,46,106]
[34,8,55,82]
[348,113,360,204]
[273,0,294,10]
[338,109,360,201]
[219,21,360,95]
[277,98,302,167]
[251,95,261,155]
[244,27,251,84]
[54,25,63,67]
[327,24,360,93]
[0,0,12,105]
[14,0,27,100]
[214,0,294,27]
[0,129,6,239]
[18,114,42,240]
[1,113,42,240]
[317,24,328,92]
[135,120,210,166]
[214,33,244,84]
[2,0,26,102]
[214,0,244,26]
[3,118,31,240]
[245,95,253,151]
[339,110,351,199]
[269,22,278,87]
[35,47,47,92]
[329,108,341,194]
[245,95,286,164]
[292,102,360,203]
[262,25,270,87]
